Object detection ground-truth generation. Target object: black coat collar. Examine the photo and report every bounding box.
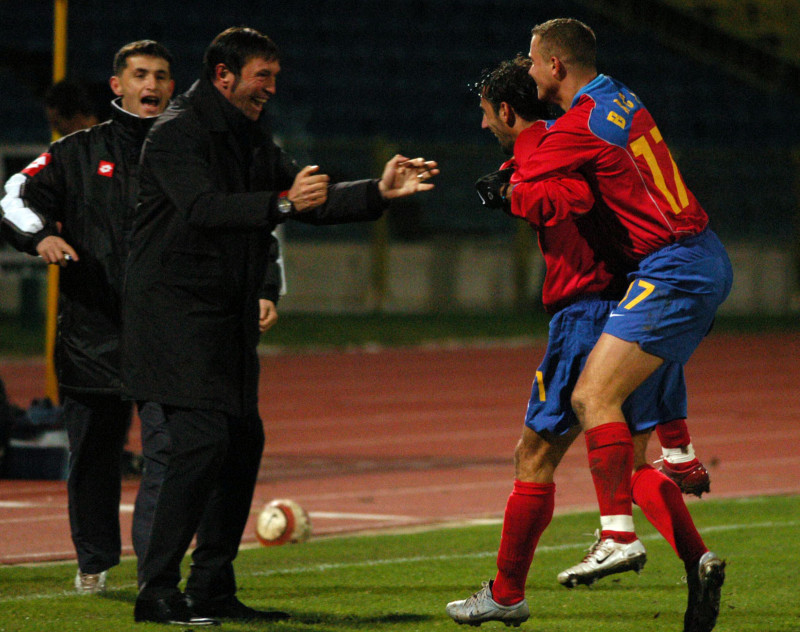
[109,98,159,144]
[186,77,271,176]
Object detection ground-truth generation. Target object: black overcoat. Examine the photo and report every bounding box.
[122,78,384,416]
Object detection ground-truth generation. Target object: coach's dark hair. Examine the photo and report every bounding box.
[203,27,280,80]
[531,18,596,69]
[474,55,551,122]
[113,40,173,76]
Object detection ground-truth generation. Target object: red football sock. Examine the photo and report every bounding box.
[492,480,555,605]
[631,465,708,572]
[585,422,635,543]
[656,418,699,468]
[656,418,690,448]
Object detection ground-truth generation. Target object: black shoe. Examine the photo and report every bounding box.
[684,551,726,632]
[134,592,220,626]
[187,593,290,622]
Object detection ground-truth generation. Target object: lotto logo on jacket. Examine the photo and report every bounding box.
[97,161,115,177]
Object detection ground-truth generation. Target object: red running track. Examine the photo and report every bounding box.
[1,331,798,565]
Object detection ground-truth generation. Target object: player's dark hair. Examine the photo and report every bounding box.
[203,27,280,81]
[113,40,173,76]
[45,79,97,119]
[474,55,551,122]
[531,18,596,69]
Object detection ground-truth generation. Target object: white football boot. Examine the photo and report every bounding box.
[75,569,107,594]
[446,580,530,627]
[557,530,646,587]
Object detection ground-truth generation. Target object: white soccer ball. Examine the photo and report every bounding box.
[255,498,312,546]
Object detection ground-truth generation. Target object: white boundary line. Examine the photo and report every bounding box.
[0,518,797,605]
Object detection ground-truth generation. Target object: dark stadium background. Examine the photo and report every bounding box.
[2,0,799,242]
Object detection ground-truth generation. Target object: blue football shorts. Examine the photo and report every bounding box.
[603,228,733,365]
[525,297,687,436]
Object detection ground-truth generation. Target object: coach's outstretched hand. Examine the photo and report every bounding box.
[378,154,439,200]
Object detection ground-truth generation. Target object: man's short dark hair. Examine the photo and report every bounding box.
[45,79,97,119]
[113,40,173,76]
[531,18,596,69]
[475,55,551,122]
[203,27,280,80]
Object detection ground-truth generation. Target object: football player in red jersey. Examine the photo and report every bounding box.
[446,55,725,632]
[521,19,729,632]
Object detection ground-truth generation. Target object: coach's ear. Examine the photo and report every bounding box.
[213,63,234,92]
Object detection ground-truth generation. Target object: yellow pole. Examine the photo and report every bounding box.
[44,0,68,402]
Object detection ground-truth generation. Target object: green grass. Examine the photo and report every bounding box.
[0,312,553,358]
[1,495,798,631]
[3,311,798,357]
[258,311,552,351]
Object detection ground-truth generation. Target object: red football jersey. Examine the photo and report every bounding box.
[510,74,708,262]
[507,122,630,313]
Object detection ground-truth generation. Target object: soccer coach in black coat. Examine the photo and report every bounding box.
[124,26,438,626]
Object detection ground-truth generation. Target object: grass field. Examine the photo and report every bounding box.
[0,495,798,631]
[2,312,799,357]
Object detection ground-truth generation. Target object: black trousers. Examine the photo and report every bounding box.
[136,404,265,602]
[64,392,132,574]
[132,401,172,583]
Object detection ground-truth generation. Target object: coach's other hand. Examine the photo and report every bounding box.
[288,165,330,212]
[378,155,439,200]
[259,299,278,333]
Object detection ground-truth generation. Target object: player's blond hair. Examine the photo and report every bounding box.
[531,18,596,69]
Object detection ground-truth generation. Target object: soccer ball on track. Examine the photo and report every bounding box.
[255,498,312,546]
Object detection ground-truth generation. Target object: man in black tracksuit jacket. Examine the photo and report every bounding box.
[0,41,184,593]
[124,27,438,626]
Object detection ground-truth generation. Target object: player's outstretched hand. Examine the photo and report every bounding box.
[36,235,78,267]
[288,165,330,212]
[378,154,439,200]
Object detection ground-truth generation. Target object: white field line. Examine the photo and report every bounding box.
[0,515,67,525]
[0,518,797,605]
[309,511,416,521]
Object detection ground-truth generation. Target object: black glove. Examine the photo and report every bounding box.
[475,168,514,209]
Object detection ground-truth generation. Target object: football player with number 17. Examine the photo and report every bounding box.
[447,18,731,632]
[525,19,729,632]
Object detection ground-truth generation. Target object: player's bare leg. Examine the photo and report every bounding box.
[559,335,662,587]
[446,427,578,626]
[571,334,663,536]
[572,334,665,432]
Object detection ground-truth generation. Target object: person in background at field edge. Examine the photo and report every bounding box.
[44,79,102,137]
[124,26,438,627]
